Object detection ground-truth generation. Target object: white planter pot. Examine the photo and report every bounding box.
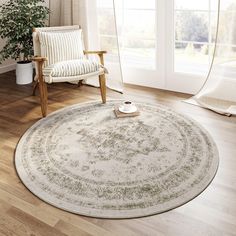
[16,61,33,85]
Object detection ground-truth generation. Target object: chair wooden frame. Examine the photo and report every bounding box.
[32,27,107,117]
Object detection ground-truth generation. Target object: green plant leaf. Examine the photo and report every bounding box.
[0,0,50,63]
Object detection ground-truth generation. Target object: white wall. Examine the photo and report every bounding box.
[0,0,51,74]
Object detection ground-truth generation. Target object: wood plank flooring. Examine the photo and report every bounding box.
[0,71,236,236]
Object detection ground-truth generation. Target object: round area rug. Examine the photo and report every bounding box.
[15,101,219,218]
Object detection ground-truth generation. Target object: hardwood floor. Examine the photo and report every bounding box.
[0,70,236,236]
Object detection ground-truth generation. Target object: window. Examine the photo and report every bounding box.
[212,0,236,74]
[174,0,218,75]
[174,0,236,76]
[97,0,156,69]
[96,0,236,93]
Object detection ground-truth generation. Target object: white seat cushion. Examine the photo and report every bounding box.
[43,59,102,78]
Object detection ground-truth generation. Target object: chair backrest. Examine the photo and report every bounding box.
[33,25,85,72]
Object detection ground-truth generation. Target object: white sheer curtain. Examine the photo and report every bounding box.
[49,0,123,92]
[189,0,236,116]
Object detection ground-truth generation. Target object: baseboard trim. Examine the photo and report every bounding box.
[0,63,16,74]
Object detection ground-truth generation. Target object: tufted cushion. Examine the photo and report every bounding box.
[43,59,102,79]
[38,30,85,67]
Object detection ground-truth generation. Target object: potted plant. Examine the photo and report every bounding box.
[0,0,50,85]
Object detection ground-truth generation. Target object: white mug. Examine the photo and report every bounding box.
[123,101,133,111]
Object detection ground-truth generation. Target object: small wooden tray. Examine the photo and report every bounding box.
[114,107,140,118]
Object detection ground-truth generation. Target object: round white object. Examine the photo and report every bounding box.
[119,104,137,113]
[16,62,33,85]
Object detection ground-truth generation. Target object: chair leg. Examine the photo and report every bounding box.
[78,80,84,87]
[38,80,48,117]
[99,74,106,103]
[32,81,39,96]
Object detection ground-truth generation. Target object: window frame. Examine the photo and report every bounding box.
[96,0,224,94]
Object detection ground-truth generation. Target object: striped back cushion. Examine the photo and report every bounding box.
[38,30,85,67]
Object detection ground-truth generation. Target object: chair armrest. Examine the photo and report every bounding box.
[32,57,47,79]
[84,51,107,66]
[32,56,48,62]
[84,50,107,55]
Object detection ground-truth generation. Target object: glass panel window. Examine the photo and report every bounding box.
[97,0,156,69]
[124,0,155,10]
[98,9,117,35]
[217,0,236,11]
[97,0,113,8]
[175,11,209,42]
[174,0,218,75]
[175,0,209,11]
[123,10,155,40]
[121,39,156,69]
[175,42,210,74]
[100,36,118,54]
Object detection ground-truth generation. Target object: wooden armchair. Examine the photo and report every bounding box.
[32,25,107,117]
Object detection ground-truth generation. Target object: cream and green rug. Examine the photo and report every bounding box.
[15,101,219,218]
